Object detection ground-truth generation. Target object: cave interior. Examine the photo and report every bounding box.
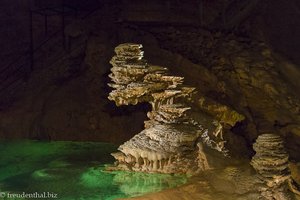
[0,0,300,200]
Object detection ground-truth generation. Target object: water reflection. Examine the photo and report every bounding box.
[0,140,186,200]
[112,170,187,196]
[81,167,187,198]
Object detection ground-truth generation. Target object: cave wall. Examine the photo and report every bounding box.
[0,1,299,158]
[0,0,30,66]
[259,0,300,66]
[0,24,148,143]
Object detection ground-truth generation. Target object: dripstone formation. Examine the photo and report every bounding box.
[108,43,235,174]
[251,134,293,200]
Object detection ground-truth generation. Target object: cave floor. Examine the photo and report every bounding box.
[0,140,186,200]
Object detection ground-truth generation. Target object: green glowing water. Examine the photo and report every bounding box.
[0,140,187,200]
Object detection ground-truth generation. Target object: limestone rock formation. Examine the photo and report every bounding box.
[251,134,293,200]
[146,26,300,161]
[108,43,243,174]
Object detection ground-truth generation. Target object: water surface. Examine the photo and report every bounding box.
[0,140,186,200]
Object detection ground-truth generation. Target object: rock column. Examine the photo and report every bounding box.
[251,134,293,200]
[108,43,235,174]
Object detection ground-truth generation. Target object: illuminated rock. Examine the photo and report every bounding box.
[108,43,244,174]
[251,134,293,200]
[251,134,290,184]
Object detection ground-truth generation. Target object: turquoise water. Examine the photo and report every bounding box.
[0,140,186,200]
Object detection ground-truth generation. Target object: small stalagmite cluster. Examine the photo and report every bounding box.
[108,43,231,174]
[251,134,293,200]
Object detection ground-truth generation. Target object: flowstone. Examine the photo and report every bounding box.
[107,43,243,174]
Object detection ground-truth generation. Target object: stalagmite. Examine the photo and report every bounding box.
[107,43,242,174]
[251,134,293,200]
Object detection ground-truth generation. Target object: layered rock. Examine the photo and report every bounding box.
[147,26,300,161]
[108,43,242,174]
[251,134,293,199]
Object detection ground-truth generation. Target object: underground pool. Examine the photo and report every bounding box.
[0,140,187,200]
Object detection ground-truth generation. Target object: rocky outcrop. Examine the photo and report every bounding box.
[108,43,244,174]
[146,26,300,160]
[251,134,294,200]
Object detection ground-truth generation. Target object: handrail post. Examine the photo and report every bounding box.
[62,2,66,49]
[222,1,228,28]
[198,0,204,26]
[29,10,34,72]
[44,14,48,36]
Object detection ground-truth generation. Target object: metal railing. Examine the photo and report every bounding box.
[0,4,102,110]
